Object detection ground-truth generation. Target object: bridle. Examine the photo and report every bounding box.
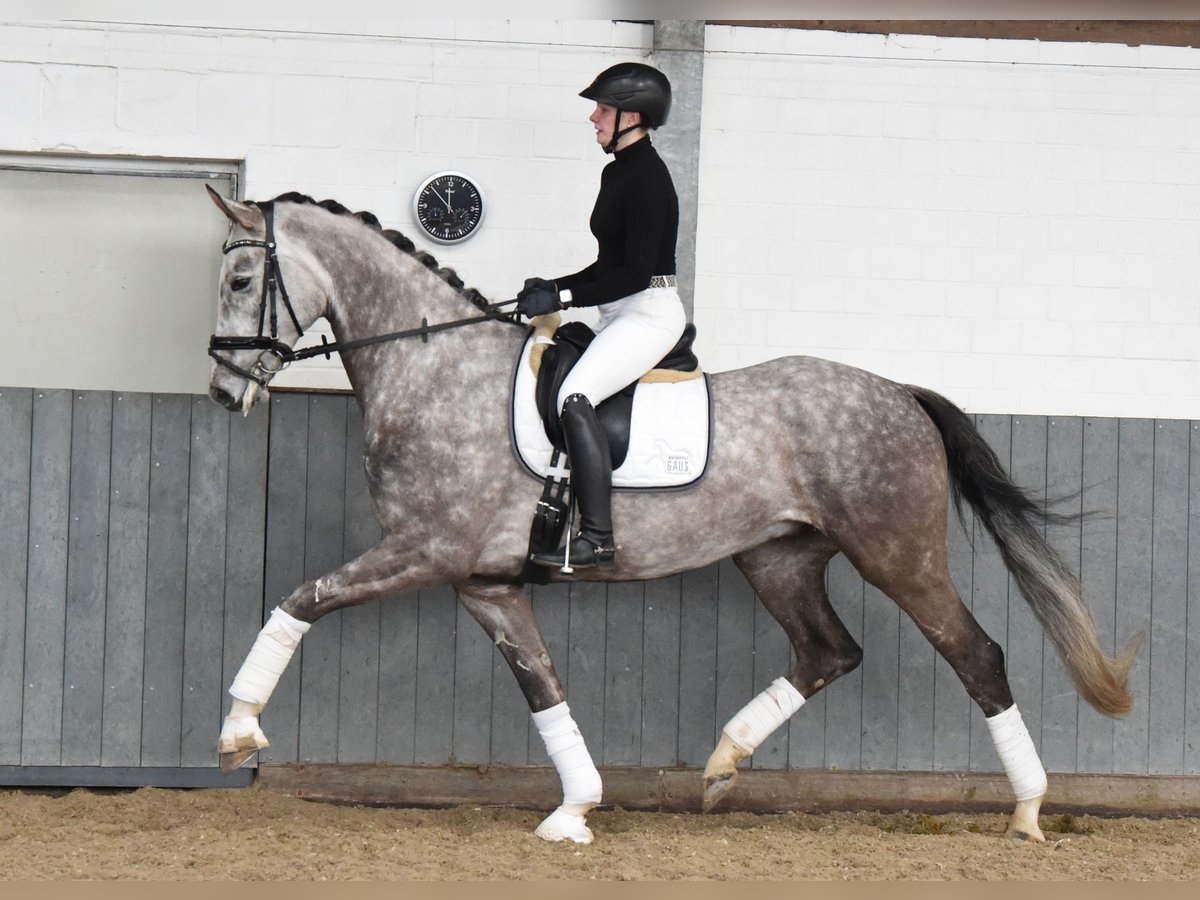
[208,201,521,387]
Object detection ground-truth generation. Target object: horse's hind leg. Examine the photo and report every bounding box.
[456,580,601,845]
[703,532,863,810]
[842,534,1047,843]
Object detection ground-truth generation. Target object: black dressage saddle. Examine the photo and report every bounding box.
[534,321,700,468]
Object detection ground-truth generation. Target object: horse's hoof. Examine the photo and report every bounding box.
[702,771,737,812]
[219,749,259,773]
[1006,828,1046,845]
[535,808,594,844]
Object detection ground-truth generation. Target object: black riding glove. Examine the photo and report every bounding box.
[521,277,557,295]
[516,286,563,318]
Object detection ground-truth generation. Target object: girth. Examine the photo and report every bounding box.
[533,321,700,468]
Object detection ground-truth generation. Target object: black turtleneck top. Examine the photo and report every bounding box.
[554,136,679,308]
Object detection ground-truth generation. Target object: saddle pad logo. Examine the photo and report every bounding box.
[512,336,711,491]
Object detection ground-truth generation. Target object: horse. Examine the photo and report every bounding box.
[205,186,1140,846]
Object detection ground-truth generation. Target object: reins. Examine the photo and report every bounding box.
[208,201,522,386]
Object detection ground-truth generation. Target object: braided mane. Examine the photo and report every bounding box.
[269,191,493,312]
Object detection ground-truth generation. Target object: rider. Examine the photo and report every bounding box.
[516,61,685,570]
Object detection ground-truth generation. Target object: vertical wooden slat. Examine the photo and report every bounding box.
[824,553,863,770]
[375,590,419,764]
[297,395,347,763]
[1078,417,1120,773]
[860,583,899,770]
[220,403,269,751]
[641,575,682,767]
[260,394,309,764]
[1043,417,1083,773]
[1113,419,1153,774]
[453,599,496,765]
[337,400,383,764]
[565,580,607,769]
[749,574,791,769]
[1149,420,1189,774]
[603,581,645,766]
[180,396,228,767]
[1187,422,1200,775]
[61,391,112,767]
[1008,416,1047,752]
[0,388,33,766]
[677,563,719,767]
[714,559,754,766]
[969,414,1011,772]
[101,392,151,767]
[897,552,936,771]
[529,581,572,766]
[413,586,457,764]
[22,389,72,766]
[141,395,191,767]
[935,493,974,771]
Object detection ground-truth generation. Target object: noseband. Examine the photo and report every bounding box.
[208,202,522,389]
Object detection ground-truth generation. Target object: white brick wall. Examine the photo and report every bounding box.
[4,20,1199,417]
[696,25,1200,418]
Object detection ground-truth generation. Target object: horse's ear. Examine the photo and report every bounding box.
[206,184,261,231]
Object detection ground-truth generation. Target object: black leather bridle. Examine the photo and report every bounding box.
[208,201,521,387]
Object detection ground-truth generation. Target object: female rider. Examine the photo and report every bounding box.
[516,61,685,570]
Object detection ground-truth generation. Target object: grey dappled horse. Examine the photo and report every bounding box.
[206,188,1139,845]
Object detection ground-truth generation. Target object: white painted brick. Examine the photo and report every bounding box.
[284,147,340,186]
[1024,181,1077,217]
[476,120,533,159]
[344,78,418,151]
[272,75,347,147]
[340,149,399,187]
[41,64,119,136]
[944,212,996,248]
[1023,251,1077,287]
[197,72,274,149]
[217,34,279,76]
[0,62,42,147]
[561,21,618,48]
[920,246,973,282]
[116,68,197,137]
[453,82,509,120]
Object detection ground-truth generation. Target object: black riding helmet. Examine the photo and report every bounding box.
[579,62,671,152]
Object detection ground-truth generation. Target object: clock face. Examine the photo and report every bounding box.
[413,171,485,244]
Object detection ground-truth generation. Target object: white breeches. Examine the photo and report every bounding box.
[557,285,686,413]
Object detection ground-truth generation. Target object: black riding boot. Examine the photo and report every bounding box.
[532,394,615,569]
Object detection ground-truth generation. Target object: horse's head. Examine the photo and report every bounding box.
[206,185,329,414]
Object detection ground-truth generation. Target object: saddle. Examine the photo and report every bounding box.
[533,319,701,468]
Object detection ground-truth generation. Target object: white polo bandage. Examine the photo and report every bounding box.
[532,702,602,807]
[985,704,1048,801]
[723,677,806,754]
[228,607,311,706]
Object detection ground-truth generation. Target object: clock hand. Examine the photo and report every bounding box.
[431,187,453,211]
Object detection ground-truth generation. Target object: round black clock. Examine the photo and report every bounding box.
[412,171,485,244]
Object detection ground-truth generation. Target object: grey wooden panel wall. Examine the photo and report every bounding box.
[3,389,1197,781]
[0,387,266,784]
[258,395,1199,777]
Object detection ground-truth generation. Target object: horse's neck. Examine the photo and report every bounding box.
[320,248,518,429]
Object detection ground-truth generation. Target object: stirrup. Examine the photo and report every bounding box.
[531,534,615,570]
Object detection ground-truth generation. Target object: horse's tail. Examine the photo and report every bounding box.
[907,385,1141,717]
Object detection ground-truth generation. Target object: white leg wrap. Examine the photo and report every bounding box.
[985,704,1048,802]
[228,607,311,707]
[532,702,602,807]
[723,677,806,755]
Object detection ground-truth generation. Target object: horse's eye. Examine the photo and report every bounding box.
[230,276,252,292]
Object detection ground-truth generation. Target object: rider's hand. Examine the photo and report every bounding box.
[520,277,556,297]
[516,286,563,318]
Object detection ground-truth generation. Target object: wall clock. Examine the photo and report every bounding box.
[412,171,485,244]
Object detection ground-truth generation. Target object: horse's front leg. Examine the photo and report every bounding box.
[218,534,444,772]
[456,580,602,845]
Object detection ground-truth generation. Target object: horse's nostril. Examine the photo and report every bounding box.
[209,386,238,411]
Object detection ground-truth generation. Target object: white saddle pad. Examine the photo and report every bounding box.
[511,334,712,490]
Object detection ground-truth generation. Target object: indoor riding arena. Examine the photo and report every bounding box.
[2,17,1200,881]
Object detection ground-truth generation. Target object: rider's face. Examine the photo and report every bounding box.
[590,102,618,147]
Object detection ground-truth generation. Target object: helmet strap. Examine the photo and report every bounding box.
[604,109,643,154]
